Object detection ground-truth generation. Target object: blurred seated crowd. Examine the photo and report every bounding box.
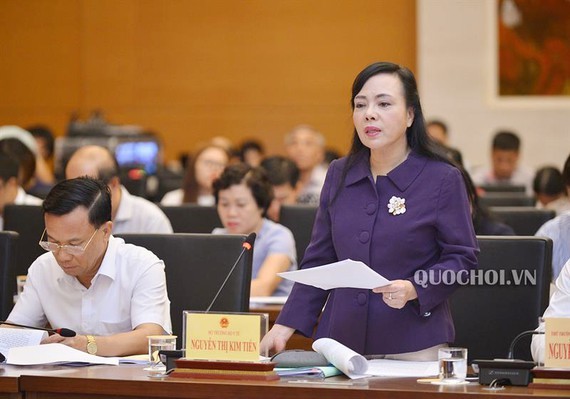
[1,117,569,295]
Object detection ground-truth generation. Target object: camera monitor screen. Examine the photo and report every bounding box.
[114,141,160,174]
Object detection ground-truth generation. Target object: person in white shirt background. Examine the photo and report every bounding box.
[284,125,327,205]
[65,145,173,234]
[471,130,534,194]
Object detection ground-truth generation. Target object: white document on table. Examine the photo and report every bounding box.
[7,343,119,366]
[312,338,439,379]
[367,359,439,377]
[278,259,391,290]
[0,328,47,361]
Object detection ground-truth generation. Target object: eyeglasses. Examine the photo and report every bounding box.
[38,228,99,255]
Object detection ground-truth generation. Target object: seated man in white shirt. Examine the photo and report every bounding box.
[65,145,173,234]
[531,257,570,365]
[0,153,43,230]
[471,130,534,194]
[5,177,171,356]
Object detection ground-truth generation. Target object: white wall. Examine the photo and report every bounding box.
[418,0,570,172]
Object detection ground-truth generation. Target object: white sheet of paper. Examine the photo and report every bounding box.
[249,296,288,305]
[7,343,119,366]
[278,259,391,290]
[367,359,439,377]
[0,328,47,359]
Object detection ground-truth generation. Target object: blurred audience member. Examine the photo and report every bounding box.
[66,145,173,234]
[426,119,463,167]
[472,130,533,193]
[27,125,57,197]
[213,164,297,297]
[161,144,229,206]
[211,136,240,164]
[535,153,570,281]
[464,168,515,236]
[285,125,326,205]
[0,125,55,198]
[533,166,570,215]
[0,153,42,230]
[260,156,299,222]
[240,139,265,167]
[27,125,55,161]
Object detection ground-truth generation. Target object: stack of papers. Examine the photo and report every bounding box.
[7,343,119,366]
[312,338,439,379]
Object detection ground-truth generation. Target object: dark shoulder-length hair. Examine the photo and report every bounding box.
[337,62,473,201]
[347,62,447,162]
[213,163,273,217]
[182,144,229,203]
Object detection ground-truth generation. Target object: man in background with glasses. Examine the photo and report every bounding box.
[4,177,171,356]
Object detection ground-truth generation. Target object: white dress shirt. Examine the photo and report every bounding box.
[160,188,215,206]
[8,236,172,336]
[113,186,173,234]
[531,258,570,364]
[535,212,570,280]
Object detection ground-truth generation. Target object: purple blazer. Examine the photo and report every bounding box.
[276,150,479,355]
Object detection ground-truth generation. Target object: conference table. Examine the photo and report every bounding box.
[0,363,569,399]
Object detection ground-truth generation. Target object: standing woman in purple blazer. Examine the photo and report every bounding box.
[260,62,479,360]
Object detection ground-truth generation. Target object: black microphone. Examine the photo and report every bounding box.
[473,329,544,386]
[0,321,76,337]
[205,233,256,313]
[507,330,544,359]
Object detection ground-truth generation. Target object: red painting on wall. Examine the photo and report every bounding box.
[498,0,570,96]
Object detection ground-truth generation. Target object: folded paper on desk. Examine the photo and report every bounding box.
[7,343,119,366]
[0,328,47,361]
[312,338,439,379]
[278,259,391,290]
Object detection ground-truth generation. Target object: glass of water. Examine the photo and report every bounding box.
[147,335,177,377]
[438,347,468,383]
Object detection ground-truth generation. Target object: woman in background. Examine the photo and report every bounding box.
[533,166,570,215]
[213,164,297,297]
[161,144,229,206]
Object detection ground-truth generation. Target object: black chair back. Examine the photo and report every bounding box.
[450,236,552,362]
[479,193,535,207]
[3,205,45,286]
[279,205,318,265]
[117,233,252,340]
[0,231,19,320]
[159,205,222,233]
[489,207,556,235]
[478,184,526,193]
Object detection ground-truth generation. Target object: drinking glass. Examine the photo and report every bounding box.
[438,347,467,383]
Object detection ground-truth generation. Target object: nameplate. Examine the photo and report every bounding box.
[184,312,265,361]
[545,318,570,368]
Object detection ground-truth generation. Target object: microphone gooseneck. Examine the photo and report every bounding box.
[507,330,544,359]
[0,321,77,337]
[205,233,256,313]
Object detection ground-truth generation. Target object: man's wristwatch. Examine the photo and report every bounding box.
[86,335,98,355]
